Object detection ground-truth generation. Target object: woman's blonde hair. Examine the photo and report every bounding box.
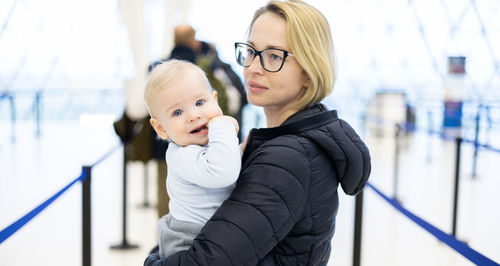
[249,0,336,110]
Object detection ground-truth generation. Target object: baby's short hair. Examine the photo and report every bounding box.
[144,59,207,116]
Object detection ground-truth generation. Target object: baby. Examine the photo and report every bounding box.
[144,59,241,258]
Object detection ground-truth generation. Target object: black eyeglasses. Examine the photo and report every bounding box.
[234,42,294,72]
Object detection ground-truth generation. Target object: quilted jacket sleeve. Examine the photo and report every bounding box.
[145,138,310,265]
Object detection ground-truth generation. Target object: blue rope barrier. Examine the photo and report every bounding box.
[0,169,87,245]
[367,115,500,154]
[405,122,500,153]
[366,182,500,266]
[90,143,122,167]
[462,138,500,154]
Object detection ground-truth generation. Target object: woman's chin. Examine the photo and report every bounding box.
[247,96,266,107]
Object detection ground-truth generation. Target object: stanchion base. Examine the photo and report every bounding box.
[392,197,402,205]
[110,241,139,250]
[438,238,468,246]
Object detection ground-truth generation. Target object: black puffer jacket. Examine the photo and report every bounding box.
[145,104,371,265]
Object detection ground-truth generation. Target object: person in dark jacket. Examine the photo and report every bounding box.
[144,1,371,265]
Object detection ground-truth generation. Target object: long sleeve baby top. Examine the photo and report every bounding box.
[165,119,241,225]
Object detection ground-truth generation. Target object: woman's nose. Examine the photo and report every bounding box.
[247,55,264,74]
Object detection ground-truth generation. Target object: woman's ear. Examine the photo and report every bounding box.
[303,76,311,89]
[212,90,218,99]
[150,117,169,140]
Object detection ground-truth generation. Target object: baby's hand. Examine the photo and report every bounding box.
[208,115,239,134]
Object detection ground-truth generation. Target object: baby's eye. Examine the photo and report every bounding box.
[196,99,205,106]
[173,109,183,116]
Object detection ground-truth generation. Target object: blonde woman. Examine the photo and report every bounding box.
[145,1,370,265]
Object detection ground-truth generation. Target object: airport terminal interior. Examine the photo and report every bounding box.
[1,0,499,265]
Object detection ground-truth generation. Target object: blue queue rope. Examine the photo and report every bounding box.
[0,169,88,245]
[462,138,500,154]
[368,116,500,154]
[406,122,500,153]
[90,143,122,167]
[367,182,499,266]
[0,142,121,245]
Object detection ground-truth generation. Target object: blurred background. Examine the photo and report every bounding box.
[0,0,499,265]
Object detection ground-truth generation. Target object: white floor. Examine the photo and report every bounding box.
[0,120,499,266]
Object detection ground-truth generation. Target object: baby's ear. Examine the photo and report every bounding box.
[150,117,169,140]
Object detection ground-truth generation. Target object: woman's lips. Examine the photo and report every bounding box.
[247,81,268,93]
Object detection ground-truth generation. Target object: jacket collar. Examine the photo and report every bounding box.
[250,104,338,140]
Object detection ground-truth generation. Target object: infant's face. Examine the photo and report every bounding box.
[152,73,222,146]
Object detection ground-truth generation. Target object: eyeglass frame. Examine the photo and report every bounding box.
[234,42,294,73]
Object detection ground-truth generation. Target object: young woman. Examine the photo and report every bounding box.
[145,1,370,265]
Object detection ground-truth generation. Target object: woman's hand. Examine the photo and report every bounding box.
[240,136,249,153]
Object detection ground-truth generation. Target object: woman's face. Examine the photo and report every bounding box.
[244,11,309,113]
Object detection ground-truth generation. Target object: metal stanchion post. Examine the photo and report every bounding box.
[82,166,92,266]
[485,106,492,143]
[138,162,151,208]
[111,146,138,250]
[352,191,364,266]
[452,137,462,237]
[35,91,41,138]
[427,111,432,162]
[9,95,15,142]
[471,109,480,179]
[393,124,401,202]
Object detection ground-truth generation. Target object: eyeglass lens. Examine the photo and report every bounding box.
[236,44,286,72]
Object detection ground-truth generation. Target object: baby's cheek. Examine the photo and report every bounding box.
[215,106,223,116]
